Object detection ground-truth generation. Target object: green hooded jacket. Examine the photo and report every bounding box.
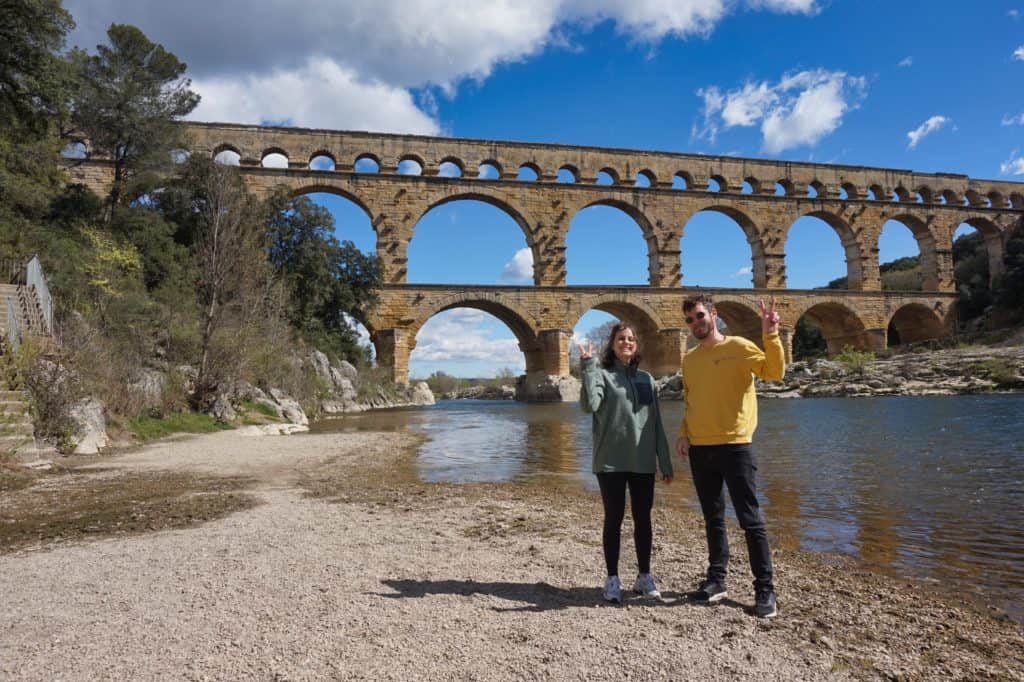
[579,357,673,476]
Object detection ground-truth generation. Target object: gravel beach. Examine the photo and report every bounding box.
[1,429,1022,681]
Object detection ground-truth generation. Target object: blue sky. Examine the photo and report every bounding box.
[65,1,1024,377]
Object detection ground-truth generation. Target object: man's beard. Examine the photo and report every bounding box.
[692,322,712,340]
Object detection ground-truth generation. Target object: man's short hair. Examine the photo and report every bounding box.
[683,294,715,313]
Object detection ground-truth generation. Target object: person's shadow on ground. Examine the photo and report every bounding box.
[375,579,750,614]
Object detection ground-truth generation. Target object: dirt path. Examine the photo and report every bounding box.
[1,430,1022,680]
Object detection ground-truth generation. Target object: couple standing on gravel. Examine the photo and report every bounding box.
[577,294,784,619]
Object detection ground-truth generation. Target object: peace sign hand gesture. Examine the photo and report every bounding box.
[759,296,781,335]
[576,340,595,361]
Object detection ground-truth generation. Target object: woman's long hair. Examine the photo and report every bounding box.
[599,321,642,369]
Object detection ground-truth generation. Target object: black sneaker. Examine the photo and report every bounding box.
[754,586,777,618]
[691,579,728,603]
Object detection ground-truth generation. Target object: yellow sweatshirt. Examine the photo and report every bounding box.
[679,332,785,445]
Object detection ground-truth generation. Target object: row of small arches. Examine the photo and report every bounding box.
[208,144,1023,210]
[59,137,1024,209]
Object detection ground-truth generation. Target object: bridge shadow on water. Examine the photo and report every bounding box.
[376,578,751,614]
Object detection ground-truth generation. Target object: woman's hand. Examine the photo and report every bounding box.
[661,473,673,484]
[576,340,594,361]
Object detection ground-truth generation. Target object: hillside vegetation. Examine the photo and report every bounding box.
[1,3,381,445]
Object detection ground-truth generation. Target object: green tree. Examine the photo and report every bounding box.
[993,219,1024,318]
[792,316,826,359]
[952,231,991,322]
[189,160,268,403]
[70,23,199,212]
[265,190,382,361]
[0,0,74,131]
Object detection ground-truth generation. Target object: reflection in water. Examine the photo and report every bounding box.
[313,394,1024,621]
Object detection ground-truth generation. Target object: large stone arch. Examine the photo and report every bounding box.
[958,215,1006,286]
[414,191,541,282]
[886,303,946,346]
[373,293,542,385]
[567,198,660,285]
[792,300,879,355]
[681,205,768,287]
[787,210,868,290]
[569,296,680,376]
[883,213,939,291]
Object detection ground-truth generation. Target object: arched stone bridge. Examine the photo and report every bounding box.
[68,121,1024,386]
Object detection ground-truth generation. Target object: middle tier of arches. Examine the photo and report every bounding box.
[246,170,1020,293]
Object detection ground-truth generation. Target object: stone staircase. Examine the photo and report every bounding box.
[0,283,28,342]
[0,390,34,454]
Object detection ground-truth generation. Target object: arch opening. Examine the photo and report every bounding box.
[261,151,289,169]
[213,147,241,166]
[566,203,652,285]
[408,306,531,382]
[354,155,380,173]
[785,213,857,289]
[309,153,335,171]
[887,303,945,347]
[794,302,872,357]
[408,198,534,286]
[878,219,925,291]
[680,209,760,288]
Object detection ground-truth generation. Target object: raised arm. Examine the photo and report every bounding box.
[577,340,604,413]
[753,297,785,381]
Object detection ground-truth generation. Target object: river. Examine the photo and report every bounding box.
[311,394,1024,621]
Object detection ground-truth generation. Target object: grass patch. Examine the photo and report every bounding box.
[239,399,279,419]
[128,412,233,442]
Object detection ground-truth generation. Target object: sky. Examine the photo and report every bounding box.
[65,1,1024,378]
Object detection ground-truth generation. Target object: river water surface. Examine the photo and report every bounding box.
[311,394,1024,621]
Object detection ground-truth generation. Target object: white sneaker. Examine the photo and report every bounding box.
[633,573,661,599]
[602,575,622,603]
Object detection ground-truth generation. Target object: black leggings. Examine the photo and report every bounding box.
[596,472,655,577]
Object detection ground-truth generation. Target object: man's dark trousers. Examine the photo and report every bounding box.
[688,443,773,589]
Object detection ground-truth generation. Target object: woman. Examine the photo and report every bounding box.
[578,322,673,603]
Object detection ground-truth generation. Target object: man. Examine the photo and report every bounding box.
[676,294,784,618]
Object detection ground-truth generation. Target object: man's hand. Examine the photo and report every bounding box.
[675,436,689,460]
[760,296,780,336]
[576,340,594,360]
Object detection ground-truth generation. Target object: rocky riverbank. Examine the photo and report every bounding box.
[1,428,1021,680]
[440,345,1024,403]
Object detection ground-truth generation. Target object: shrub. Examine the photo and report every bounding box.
[835,346,875,374]
[972,359,1019,387]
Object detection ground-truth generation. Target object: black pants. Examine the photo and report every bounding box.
[689,444,774,589]
[596,472,655,577]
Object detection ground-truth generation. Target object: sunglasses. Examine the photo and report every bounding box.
[684,311,707,324]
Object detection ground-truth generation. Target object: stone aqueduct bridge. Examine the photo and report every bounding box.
[69,122,1024,386]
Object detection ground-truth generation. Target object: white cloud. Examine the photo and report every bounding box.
[189,59,439,133]
[1015,45,1024,60]
[695,69,865,154]
[65,1,821,134]
[343,313,374,358]
[906,115,951,149]
[1003,113,1024,126]
[731,266,753,278]
[500,248,534,282]
[1010,9,1020,18]
[411,309,524,366]
[898,56,913,67]
[1000,150,1024,175]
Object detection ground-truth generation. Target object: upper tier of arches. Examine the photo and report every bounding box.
[185,122,1024,209]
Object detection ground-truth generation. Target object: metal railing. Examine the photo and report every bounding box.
[1,258,24,284]
[24,255,51,335]
[6,297,20,352]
